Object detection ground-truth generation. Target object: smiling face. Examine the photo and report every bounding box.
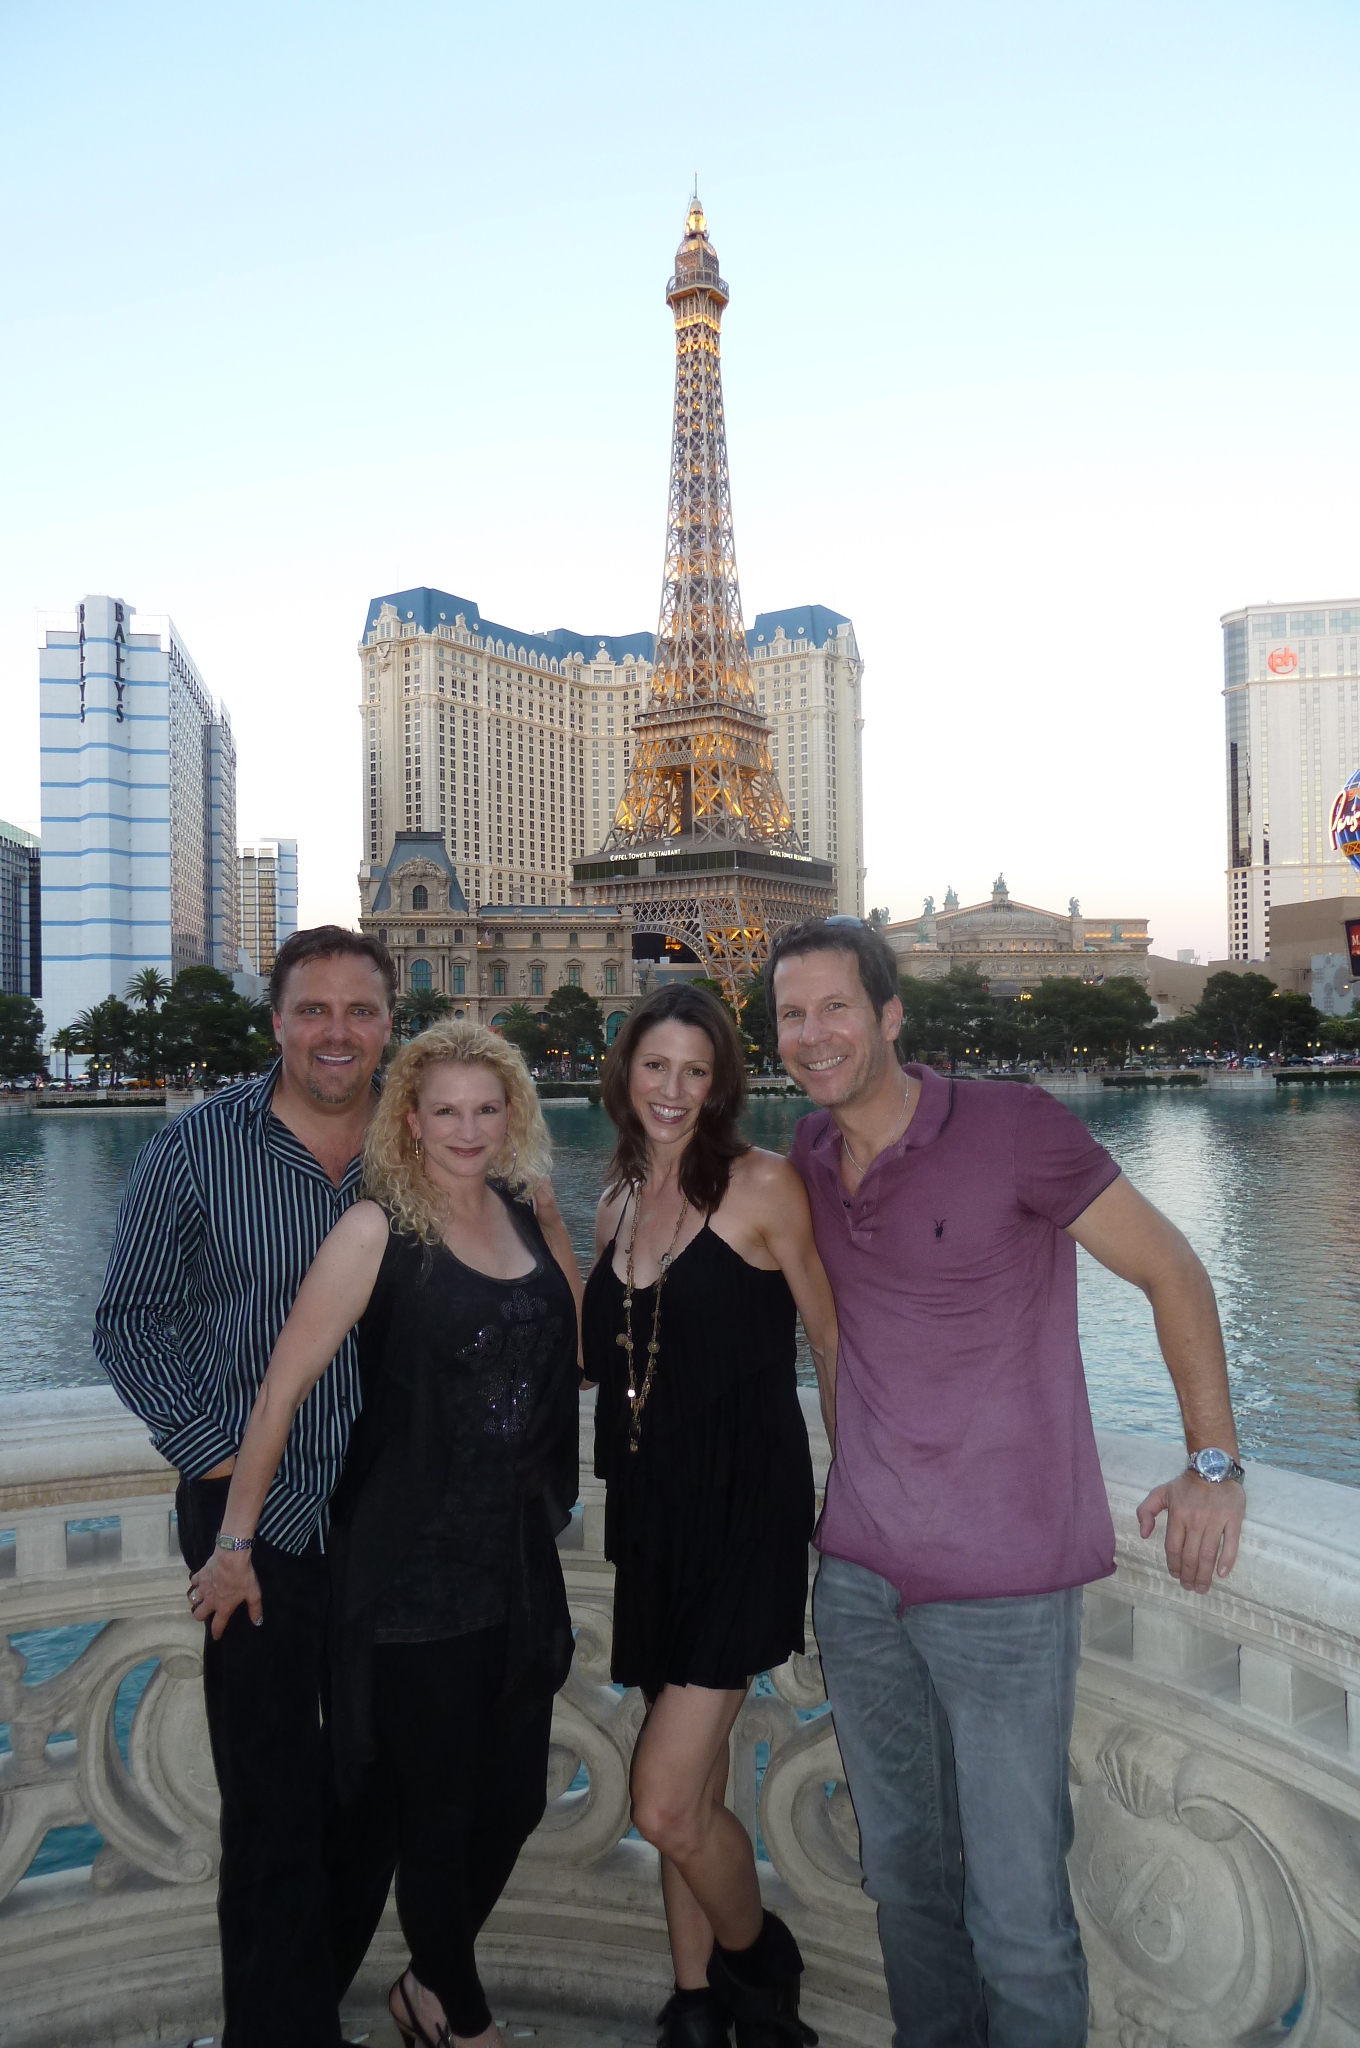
[628,1019,715,1156]
[773,946,904,1110]
[407,1060,510,1184]
[273,955,392,1107]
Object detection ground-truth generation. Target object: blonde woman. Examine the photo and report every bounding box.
[192,1022,582,2048]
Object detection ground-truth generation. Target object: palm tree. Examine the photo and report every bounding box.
[50,1026,77,1085]
[499,1003,548,1069]
[73,998,135,1087]
[125,968,172,1011]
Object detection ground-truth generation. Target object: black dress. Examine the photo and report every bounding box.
[583,1220,815,1696]
[325,1190,580,1799]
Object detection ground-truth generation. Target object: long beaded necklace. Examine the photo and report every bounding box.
[615,1183,688,1454]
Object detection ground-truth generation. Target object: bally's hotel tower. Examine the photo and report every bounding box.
[1222,601,1360,961]
[39,595,238,1035]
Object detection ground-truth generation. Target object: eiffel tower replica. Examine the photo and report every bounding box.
[571,195,834,1000]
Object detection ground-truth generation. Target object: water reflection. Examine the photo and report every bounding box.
[2,1087,1355,1485]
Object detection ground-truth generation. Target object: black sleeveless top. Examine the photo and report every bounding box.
[583,1221,815,1697]
[326,1191,579,1797]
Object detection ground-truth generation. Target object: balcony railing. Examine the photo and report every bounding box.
[2,1387,1358,2045]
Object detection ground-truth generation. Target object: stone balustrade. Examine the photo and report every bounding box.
[2,1388,1358,2046]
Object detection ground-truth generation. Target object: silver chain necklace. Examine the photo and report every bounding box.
[841,1082,911,1178]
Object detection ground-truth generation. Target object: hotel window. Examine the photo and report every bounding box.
[604,963,618,994]
[452,964,466,995]
[567,965,582,988]
[411,884,428,910]
[493,964,507,996]
[409,959,432,992]
[531,964,544,996]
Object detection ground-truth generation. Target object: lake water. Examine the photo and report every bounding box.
[1,1086,1357,1484]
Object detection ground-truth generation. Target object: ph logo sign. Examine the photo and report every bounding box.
[1267,646,1298,674]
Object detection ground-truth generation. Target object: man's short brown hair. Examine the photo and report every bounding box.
[765,917,901,1021]
[269,926,396,1014]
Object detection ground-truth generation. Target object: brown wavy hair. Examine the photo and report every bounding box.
[601,983,749,1213]
[362,1020,552,1244]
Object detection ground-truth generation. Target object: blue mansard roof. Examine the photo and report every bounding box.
[361,589,855,668]
[746,605,854,651]
[369,831,469,915]
[362,588,656,667]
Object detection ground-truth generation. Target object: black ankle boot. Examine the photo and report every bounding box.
[657,1987,732,2048]
[706,1913,818,2048]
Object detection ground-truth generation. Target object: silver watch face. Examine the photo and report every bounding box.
[1193,1448,1234,1482]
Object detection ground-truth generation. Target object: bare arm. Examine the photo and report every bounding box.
[190,1201,390,1635]
[532,1176,584,1375]
[580,1186,628,1390]
[1067,1175,1244,1591]
[754,1158,839,1452]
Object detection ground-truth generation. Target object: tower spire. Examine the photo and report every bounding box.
[571,200,834,999]
[606,199,796,853]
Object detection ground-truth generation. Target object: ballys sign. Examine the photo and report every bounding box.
[1267,646,1298,674]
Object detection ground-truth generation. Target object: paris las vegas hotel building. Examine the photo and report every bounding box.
[358,585,864,1007]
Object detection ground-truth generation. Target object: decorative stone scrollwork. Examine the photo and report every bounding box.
[1071,1721,1308,2046]
[525,1600,642,1868]
[0,1618,217,1904]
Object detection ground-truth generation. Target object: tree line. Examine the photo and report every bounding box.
[2,969,279,1087]
[727,966,1358,1072]
[3,958,1356,1092]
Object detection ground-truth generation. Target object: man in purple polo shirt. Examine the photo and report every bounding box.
[768,919,1245,2048]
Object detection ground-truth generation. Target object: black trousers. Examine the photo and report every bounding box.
[328,1627,555,2036]
[177,1476,343,2048]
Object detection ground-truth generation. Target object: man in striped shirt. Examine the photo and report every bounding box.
[96,925,395,2048]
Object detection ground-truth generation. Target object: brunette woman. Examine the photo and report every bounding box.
[582,985,838,2048]
[191,1022,581,2048]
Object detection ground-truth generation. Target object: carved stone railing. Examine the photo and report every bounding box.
[1,1388,1358,2047]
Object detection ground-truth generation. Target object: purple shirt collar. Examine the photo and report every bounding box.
[808,1063,955,1161]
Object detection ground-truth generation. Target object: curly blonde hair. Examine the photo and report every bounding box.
[362,1020,553,1244]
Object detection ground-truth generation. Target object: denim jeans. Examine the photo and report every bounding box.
[813,1555,1088,2048]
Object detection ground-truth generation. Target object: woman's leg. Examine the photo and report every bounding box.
[660,1738,732,1987]
[376,1629,509,2047]
[629,1683,761,1960]
[466,1687,554,1937]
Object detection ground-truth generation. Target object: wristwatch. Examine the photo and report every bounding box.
[215,1533,254,1552]
[1186,1448,1245,1485]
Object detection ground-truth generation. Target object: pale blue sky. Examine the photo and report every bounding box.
[3,1,1358,955]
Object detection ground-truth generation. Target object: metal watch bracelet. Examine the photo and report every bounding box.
[215,1533,254,1552]
[1186,1447,1245,1485]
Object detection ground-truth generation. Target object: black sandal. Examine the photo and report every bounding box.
[390,1971,452,2048]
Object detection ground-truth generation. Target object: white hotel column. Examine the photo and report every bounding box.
[39,597,173,1037]
[39,595,235,1040]
[274,837,298,945]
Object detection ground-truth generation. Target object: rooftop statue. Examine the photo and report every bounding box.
[1069,896,1081,917]
[923,895,935,915]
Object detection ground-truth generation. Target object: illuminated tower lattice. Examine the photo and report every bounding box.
[574,196,833,997]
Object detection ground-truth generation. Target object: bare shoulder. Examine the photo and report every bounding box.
[332,1198,390,1252]
[595,1181,629,1251]
[728,1147,808,1209]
